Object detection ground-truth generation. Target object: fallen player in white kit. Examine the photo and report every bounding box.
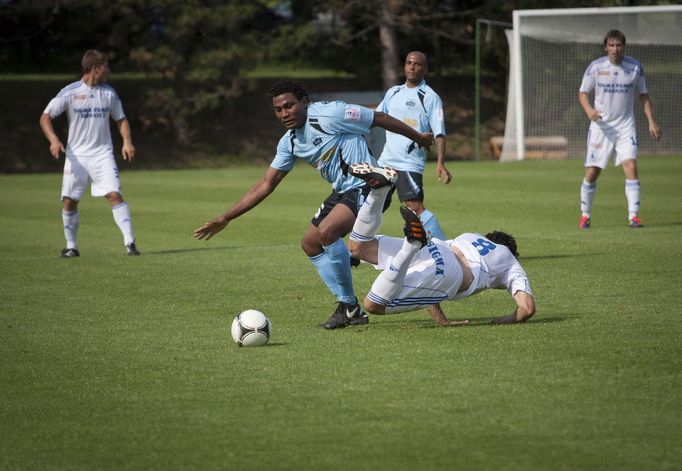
[347,163,535,326]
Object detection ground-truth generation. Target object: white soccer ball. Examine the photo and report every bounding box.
[231,309,271,347]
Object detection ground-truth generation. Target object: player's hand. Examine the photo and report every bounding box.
[649,121,661,141]
[122,142,136,164]
[416,132,434,150]
[194,215,229,241]
[49,141,65,159]
[587,109,601,121]
[436,164,452,184]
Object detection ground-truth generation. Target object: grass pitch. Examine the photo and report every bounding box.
[1,157,681,470]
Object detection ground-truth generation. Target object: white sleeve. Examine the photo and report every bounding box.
[507,262,532,296]
[110,95,126,121]
[44,96,67,118]
[579,68,594,94]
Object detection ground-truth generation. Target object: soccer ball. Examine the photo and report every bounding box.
[231,310,271,347]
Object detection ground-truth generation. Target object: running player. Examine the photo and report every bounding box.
[347,163,535,326]
[39,50,140,257]
[578,29,661,229]
[194,80,433,329]
[376,51,451,239]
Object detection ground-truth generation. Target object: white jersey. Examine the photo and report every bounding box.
[579,56,647,131]
[446,233,532,301]
[44,80,126,158]
[376,80,445,173]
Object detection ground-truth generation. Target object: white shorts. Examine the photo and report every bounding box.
[61,153,121,201]
[372,236,463,314]
[584,122,638,169]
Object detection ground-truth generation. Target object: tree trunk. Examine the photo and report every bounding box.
[378,0,400,90]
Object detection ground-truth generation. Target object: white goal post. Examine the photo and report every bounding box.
[501,5,682,161]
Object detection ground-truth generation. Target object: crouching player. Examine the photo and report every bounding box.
[347,163,535,326]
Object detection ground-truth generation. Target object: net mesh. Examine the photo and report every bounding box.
[502,8,682,160]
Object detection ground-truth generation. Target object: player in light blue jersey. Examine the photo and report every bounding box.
[39,50,140,258]
[194,80,433,329]
[376,51,451,240]
[348,165,535,326]
[577,30,661,229]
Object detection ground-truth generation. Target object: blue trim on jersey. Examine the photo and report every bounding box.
[377,79,445,173]
[368,291,390,305]
[350,231,375,242]
[56,80,85,97]
[386,295,447,308]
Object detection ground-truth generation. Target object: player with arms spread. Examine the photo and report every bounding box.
[346,164,535,326]
[376,51,451,240]
[39,49,139,257]
[578,29,661,229]
[194,80,433,329]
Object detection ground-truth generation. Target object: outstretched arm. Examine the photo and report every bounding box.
[194,167,288,240]
[492,291,535,325]
[371,111,433,149]
[427,303,469,327]
[39,113,65,159]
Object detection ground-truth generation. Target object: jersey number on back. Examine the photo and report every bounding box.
[471,238,496,256]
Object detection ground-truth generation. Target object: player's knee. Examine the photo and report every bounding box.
[363,298,385,315]
[316,225,341,246]
[300,237,319,257]
[106,192,124,205]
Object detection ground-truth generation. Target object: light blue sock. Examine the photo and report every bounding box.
[323,238,356,304]
[420,209,446,240]
[309,252,341,299]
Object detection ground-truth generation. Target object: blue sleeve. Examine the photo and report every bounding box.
[427,95,446,137]
[270,133,297,171]
[323,101,374,135]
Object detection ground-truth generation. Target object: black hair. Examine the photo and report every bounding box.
[269,80,308,100]
[485,231,519,258]
[604,29,626,46]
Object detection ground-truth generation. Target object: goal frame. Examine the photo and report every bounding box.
[510,5,682,160]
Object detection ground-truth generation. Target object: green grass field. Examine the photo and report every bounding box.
[1,157,681,470]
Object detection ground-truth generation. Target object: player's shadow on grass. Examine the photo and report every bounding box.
[367,316,567,329]
[147,246,251,255]
[521,253,601,261]
[148,243,295,255]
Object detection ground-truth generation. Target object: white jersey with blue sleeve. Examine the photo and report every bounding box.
[579,56,647,131]
[43,80,125,158]
[376,80,445,173]
[447,233,532,301]
[271,101,376,193]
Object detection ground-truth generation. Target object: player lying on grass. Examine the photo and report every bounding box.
[193,80,433,330]
[347,163,536,326]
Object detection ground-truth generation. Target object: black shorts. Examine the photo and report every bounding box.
[392,170,424,202]
[311,185,391,227]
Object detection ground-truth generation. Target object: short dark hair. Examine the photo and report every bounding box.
[485,231,519,258]
[603,29,626,46]
[269,80,308,100]
[81,50,108,74]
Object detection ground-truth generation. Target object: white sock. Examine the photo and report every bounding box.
[580,178,596,218]
[62,210,79,250]
[625,179,640,220]
[112,202,135,246]
[368,238,421,302]
[350,186,391,242]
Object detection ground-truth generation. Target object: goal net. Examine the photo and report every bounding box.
[501,6,682,161]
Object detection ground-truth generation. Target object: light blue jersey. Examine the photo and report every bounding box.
[376,80,445,173]
[271,101,376,193]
